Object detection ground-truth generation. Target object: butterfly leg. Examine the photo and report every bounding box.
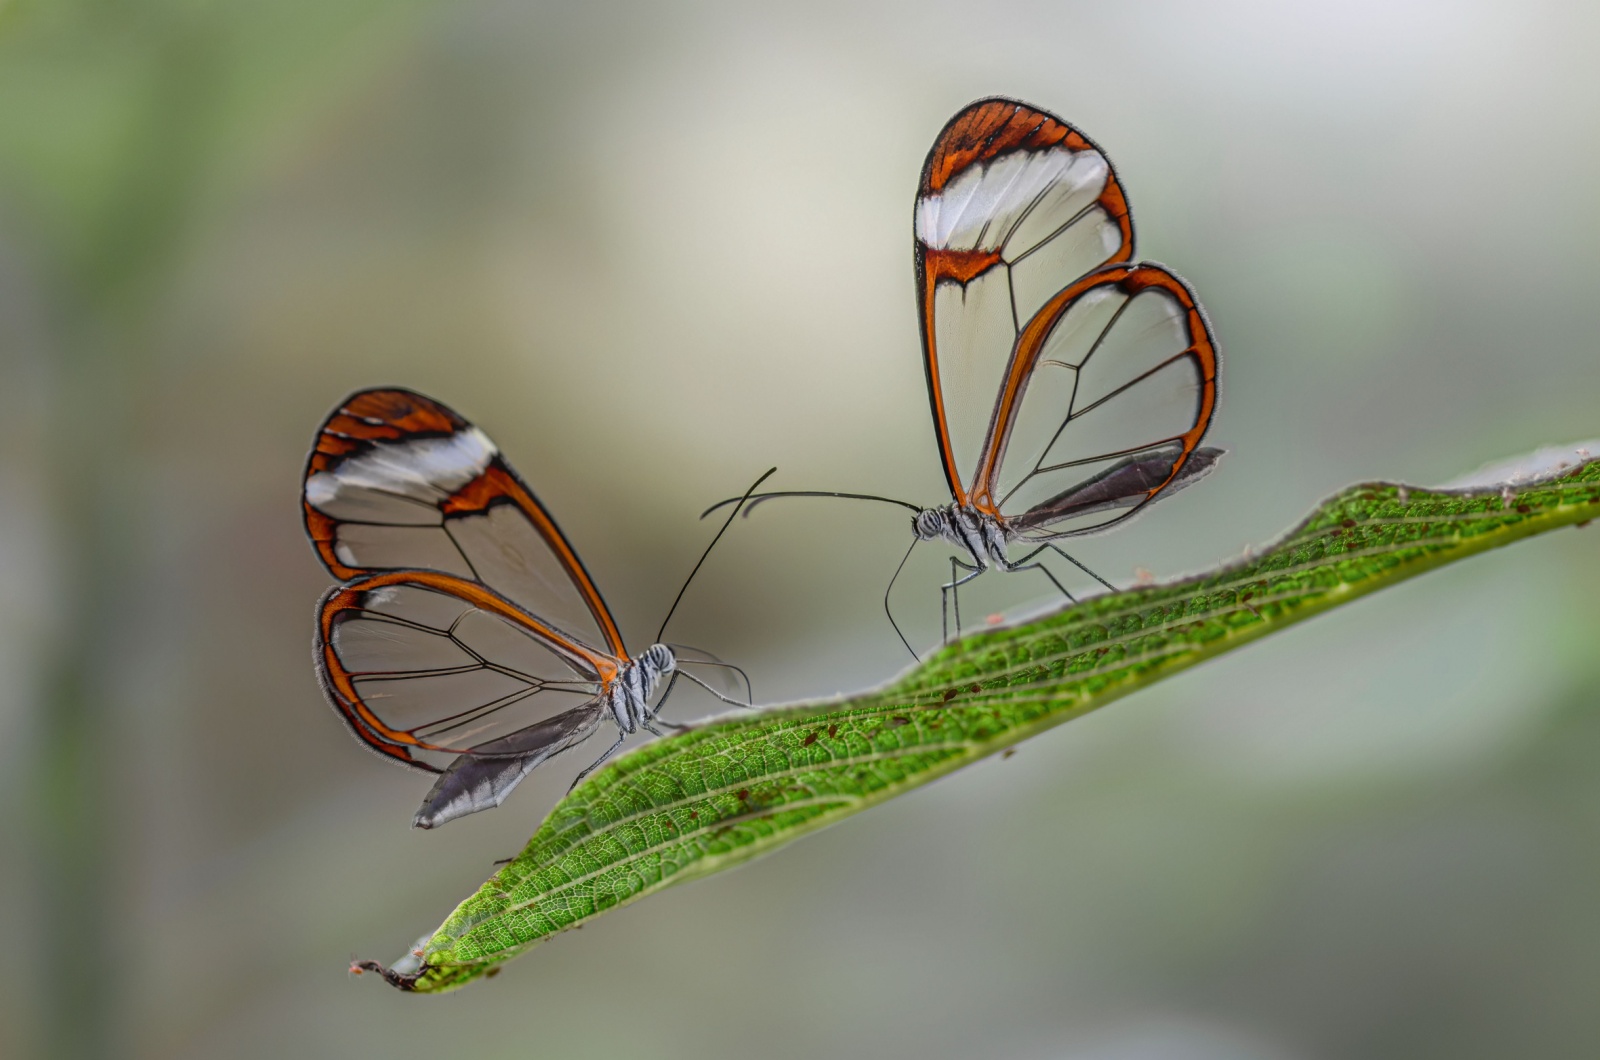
[942,556,985,643]
[1001,547,1078,605]
[568,732,627,792]
[646,715,690,734]
[675,668,757,710]
[1039,542,1118,592]
[649,669,686,722]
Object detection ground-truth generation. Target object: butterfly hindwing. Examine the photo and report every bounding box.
[315,571,616,771]
[973,264,1221,535]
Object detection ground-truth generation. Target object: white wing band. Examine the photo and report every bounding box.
[306,427,498,512]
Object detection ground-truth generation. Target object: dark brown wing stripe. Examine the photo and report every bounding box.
[305,389,468,475]
[922,99,1081,194]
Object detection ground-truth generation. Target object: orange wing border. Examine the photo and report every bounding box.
[913,98,1136,505]
[313,569,620,770]
[969,263,1220,519]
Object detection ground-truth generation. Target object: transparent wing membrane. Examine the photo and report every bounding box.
[1008,205,1127,330]
[326,522,476,580]
[442,497,618,654]
[926,268,1017,485]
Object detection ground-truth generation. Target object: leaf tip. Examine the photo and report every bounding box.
[350,958,421,991]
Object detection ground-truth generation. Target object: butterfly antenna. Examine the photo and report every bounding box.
[655,467,778,645]
[700,490,923,520]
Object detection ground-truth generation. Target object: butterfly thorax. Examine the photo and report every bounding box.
[607,643,675,733]
[914,504,1009,569]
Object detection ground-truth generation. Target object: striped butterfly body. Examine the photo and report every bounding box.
[305,388,721,828]
[717,98,1223,648]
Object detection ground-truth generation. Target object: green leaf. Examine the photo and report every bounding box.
[358,447,1600,992]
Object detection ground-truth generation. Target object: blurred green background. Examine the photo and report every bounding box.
[3,1,1600,1057]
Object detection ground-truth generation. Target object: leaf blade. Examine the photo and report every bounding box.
[367,456,1600,992]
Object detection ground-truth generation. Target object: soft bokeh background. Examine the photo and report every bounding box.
[3,1,1600,1057]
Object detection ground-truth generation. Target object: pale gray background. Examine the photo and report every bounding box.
[3,2,1599,1057]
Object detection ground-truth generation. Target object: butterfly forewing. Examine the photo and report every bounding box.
[974,265,1219,535]
[915,97,1134,501]
[304,388,626,659]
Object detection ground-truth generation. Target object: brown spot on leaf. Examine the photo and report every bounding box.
[890,716,911,727]
[802,731,818,746]
[827,724,838,738]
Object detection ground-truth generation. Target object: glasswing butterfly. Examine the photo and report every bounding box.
[709,97,1223,652]
[305,388,755,827]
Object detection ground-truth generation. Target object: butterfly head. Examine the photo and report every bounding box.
[639,643,676,680]
[913,508,948,541]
